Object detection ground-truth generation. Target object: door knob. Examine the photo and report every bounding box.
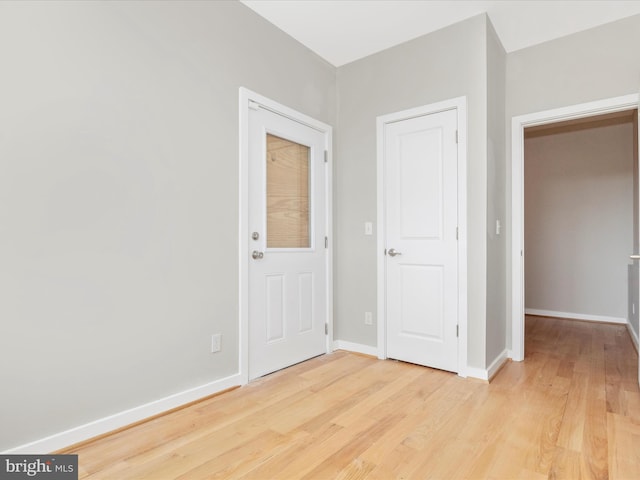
[252,250,264,260]
[387,248,402,257]
[630,254,640,260]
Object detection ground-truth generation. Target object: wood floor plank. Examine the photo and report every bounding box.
[70,316,639,479]
[173,429,298,479]
[556,372,588,451]
[334,458,377,480]
[300,413,405,480]
[548,447,583,480]
[246,415,377,479]
[607,411,640,480]
[357,371,468,474]
[330,363,426,428]
[239,422,342,479]
[581,367,608,480]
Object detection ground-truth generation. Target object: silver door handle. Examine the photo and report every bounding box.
[387,248,402,257]
[630,254,640,260]
[252,250,264,260]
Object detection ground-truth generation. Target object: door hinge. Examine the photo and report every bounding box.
[325,236,328,248]
[456,227,459,240]
[456,325,459,337]
[455,130,459,144]
[325,323,329,335]
[324,150,328,163]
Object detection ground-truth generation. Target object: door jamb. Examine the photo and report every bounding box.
[238,87,333,385]
[510,93,639,361]
[376,96,468,377]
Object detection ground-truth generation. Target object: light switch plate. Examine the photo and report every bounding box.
[365,222,373,235]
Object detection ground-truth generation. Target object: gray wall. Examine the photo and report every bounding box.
[486,20,507,364]
[0,0,336,451]
[505,13,640,348]
[335,15,489,368]
[524,119,634,320]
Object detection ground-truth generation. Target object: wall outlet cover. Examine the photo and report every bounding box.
[211,334,222,353]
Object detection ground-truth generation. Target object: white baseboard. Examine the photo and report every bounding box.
[487,350,510,380]
[465,349,510,382]
[4,373,242,454]
[465,366,488,381]
[627,323,639,353]
[333,340,378,357]
[525,308,626,325]
[334,341,494,382]
[333,340,509,382]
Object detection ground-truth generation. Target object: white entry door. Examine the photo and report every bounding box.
[383,108,459,372]
[247,104,328,380]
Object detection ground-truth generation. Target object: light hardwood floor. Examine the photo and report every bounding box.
[63,316,640,479]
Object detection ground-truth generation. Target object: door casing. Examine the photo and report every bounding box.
[510,93,639,362]
[239,87,333,385]
[376,96,468,377]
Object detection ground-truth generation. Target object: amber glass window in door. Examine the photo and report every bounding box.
[266,134,311,248]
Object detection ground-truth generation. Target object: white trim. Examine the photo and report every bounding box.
[333,340,378,357]
[238,88,333,384]
[376,110,386,360]
[3,373,241,454]
[487,350,510,380]
[627,323,639,352]
[525,308,626,325]
[457,99,469,378]
[325,121,334,355]
[511,94,639,362]
[376,96,468,377]
[465,350,510,382]
[239,90,250,385]
[465,366,489,381]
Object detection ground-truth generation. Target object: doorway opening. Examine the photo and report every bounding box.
[511,95,639,362]
[524,110,637,325]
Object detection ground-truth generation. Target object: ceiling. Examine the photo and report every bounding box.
[240,0,640,67]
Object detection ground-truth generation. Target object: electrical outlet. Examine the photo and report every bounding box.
[364,312,373,325]
[211,334,221,353]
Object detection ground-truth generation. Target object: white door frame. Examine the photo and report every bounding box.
[238,87,333,385]
[510,93,639,361]
[376,96,468,377]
